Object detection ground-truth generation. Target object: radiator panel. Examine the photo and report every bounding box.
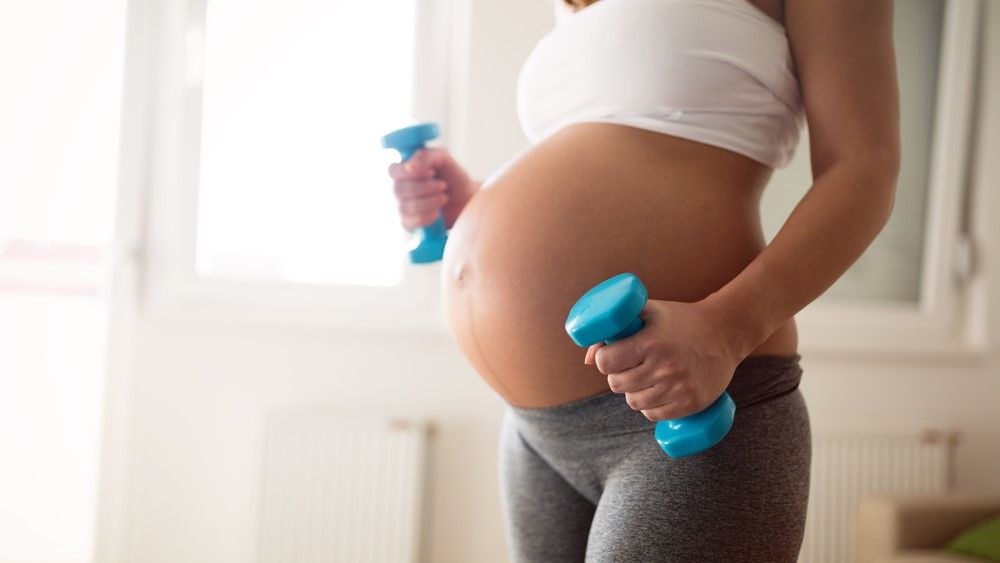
[799,428,956,563]
[258,411,428,563]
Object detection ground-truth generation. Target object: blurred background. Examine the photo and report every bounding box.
[0,0,997,562]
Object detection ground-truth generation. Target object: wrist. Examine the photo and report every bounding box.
[698,290,769,360]
[444,179,481,229]
[458,178,481,207]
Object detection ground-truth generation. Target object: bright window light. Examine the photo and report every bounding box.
[762,0,944,303]
[0,0,124,560]
[196,0,417,287]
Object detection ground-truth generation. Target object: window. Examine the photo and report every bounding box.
[195,0,420,287]
[760,0,983,355]
[138,0,984,348]
[130,0,454,330]
[763,0,945,304]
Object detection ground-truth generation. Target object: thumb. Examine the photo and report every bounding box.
[584,343,605,365]
[409,147,450,174]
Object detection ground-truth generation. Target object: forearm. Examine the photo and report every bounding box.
[703,157,898,357]
[442,178,483,229]
[455,178,482,212]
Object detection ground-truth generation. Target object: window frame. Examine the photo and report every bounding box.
[793,0,987,360]
[136,0,463,333]
[130,0,991,358]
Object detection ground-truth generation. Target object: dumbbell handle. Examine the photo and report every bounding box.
[565,272,734,457]
[395,144,447,243]
[382,123,448,263]
[602,317,645,344]
[603,317,733,430]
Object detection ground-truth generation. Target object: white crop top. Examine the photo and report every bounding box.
[516,0,806,168]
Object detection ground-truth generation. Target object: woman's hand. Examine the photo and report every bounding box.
[583,298,749,422]
[387,148,479,231]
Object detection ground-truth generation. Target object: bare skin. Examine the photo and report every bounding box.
[391,0,900,413]
[440,125,796,408]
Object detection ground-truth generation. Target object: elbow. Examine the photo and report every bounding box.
[875,147,900,223]
[857,145,900,225]
[873,144,901,188]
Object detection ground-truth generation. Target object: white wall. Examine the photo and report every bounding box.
[108,1,1000,562]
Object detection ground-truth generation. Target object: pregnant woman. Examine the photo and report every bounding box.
[389,0,899,560]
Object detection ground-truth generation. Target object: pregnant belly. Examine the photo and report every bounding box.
[441,123,798,408]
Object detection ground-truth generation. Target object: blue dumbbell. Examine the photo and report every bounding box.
[565,273,736,458]
[381,122,447,264]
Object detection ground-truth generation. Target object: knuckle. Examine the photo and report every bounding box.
[644,348,661,365]
[403,184,421,197]
[420,182,443,197]
[653,366,671,381]
[677,391,696,409]
[422,196,444,211]
[643,339,664,356]
[594,351,610,374]
[413,181,436,196]
[607,375,623,393]
[412,197,431,213]
[637,394,654,411]
[662,358,685,375]
[655,366,680,385]
[684,397,699,413]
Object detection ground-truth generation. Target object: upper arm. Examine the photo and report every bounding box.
[785,0,901,183]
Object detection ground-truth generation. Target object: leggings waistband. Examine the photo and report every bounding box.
[508,353,803,437]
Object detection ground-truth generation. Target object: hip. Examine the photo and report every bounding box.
[499,355,810,501]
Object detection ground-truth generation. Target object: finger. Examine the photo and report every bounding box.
[411,147,450,169]
[405,148,451,175]
[640,398,697,422]
[605,362,655,394]
[402,210,442,231]
[594,339,643,375]
[399,193,449,217]
[394,179,447,199]
[584,343,604,365]
[388,161,435,181]
[623,383,668,411]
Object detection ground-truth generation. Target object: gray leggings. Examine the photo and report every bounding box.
[497,354,810,562]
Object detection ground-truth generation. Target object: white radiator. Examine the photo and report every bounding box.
[258,410,429,563]
[799,425,958,563]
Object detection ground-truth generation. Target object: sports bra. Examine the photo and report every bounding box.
[516,0,806,168]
